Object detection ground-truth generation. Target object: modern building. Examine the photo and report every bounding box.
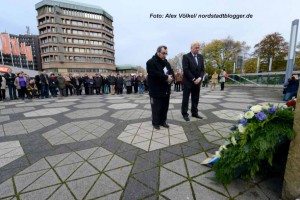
[35,0,115,74]
[0,33,42,71]
[116,64,138,74]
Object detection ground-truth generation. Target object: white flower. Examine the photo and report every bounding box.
[244,111,255,119]
[215,151,221,158]
[237,113,244,120]
[219,145,227,151]
[231,136,237,145]
[238,124,246,133]
[262,104,270,110]
[250,105,262,113]
[283,105,288,109]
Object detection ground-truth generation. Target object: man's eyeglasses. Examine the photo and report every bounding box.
[160,52,168,55]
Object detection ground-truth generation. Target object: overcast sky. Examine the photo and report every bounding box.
[0,0,299,67]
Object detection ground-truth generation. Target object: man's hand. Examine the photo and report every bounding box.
[167,75,173,83]
[193,77,201,85]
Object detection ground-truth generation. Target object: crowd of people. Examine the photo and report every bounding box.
[0,68,231,102]
[0,71,151,100]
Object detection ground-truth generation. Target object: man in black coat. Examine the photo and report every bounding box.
[4,71,17,100]
[146,45,174,130]
[181,41,205,121]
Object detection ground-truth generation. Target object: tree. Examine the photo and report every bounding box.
[243,58,257,73]
[202,37,250,71]
[168,53,184,72]
[137,66,146,74]
[254,32,288,71]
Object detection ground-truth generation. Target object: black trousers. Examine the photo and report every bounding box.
[150,95,170,126]
[220,82,225,90]
[181,83,200,116]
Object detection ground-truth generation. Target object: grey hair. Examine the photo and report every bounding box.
[190,41,200,49]
[156,45,167,53]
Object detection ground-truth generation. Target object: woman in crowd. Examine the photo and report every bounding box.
[14,73,28,100]
[210,71,218,91]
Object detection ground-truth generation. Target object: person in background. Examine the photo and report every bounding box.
[116,73,124,95]
[125,74,132,94]
[202,73,209,88]
[108,73,116,95]
[57,73,66,97]
[132,75,138,94]
[219,69,226,91]
[210,71,218,91]
[40,71,49,98]
[49,73,57,97]
[35,72,42,98]
[146,45,174,130]
[87,76,94,95]
[94,73,102,95]
[74,74,83,95]
[283,74,299,101]
[0,75,6,100]
[4,71,17,100]
[14,73,28,100]
[137,72,146,94]
[27,79,39,98]
[82,74,89,95]
[175,72,183,92]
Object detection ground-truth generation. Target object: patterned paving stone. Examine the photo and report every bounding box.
[117,122,188,152]
[225,98,256,103]
[220,102,251,110]
[108,103,138,109]
[169,99,182,104]
[0,147,132,199]
[106,99,130,104]
[0,116,10,123]
[134,99,150,104]
[199,122,233,145]
[43,102,76,108]
[65,108,108,119]
[0,141,24,169]
[212,110,244,121]
[189,103,216,110]
[192,182,228,200]
[201,95,224,99]
[24,108,69,117]
[74,102,106,109]
[105,96,125,100]
[55,98,80,102]
[43,119,114,145]
[0,118,57,136]
[198,98,220,103]
[111,109,151,120]
[15,102,50,107]
[0,107,35,115]
[167,110,207,122]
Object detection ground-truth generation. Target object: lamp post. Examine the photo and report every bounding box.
[284,19,299,84]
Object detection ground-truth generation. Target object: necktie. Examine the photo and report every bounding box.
[194,55,198,65]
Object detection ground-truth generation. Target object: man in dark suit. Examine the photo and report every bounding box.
[181,41,205,121]
[146,45,174,130]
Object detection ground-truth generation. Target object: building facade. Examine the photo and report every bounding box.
[35,0,115,74]
[0,33,42,71]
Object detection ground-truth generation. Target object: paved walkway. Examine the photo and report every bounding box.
[0,86,285,200]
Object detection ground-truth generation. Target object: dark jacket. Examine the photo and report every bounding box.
[4,73,16,86]
[116,77,124,88]
[146,54,174,98]
[40,74,49,85]
[286,78,299,93]
[182,52,205,86]
[94,76,102,87]
[108,75,116,85]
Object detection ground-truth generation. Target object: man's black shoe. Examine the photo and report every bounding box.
[183,116,190,121]
[153,125,160,130]
[160,123,170,128]
[192,114,203,119]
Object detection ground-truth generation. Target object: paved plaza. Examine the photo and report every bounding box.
[0,86,285,200]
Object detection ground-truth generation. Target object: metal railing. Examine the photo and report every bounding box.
[226,71,300,86]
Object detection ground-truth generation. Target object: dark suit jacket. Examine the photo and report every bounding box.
[146,54,174,98]
[182,52,205,86]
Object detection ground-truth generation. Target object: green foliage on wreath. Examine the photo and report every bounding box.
[212,106,294,185]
